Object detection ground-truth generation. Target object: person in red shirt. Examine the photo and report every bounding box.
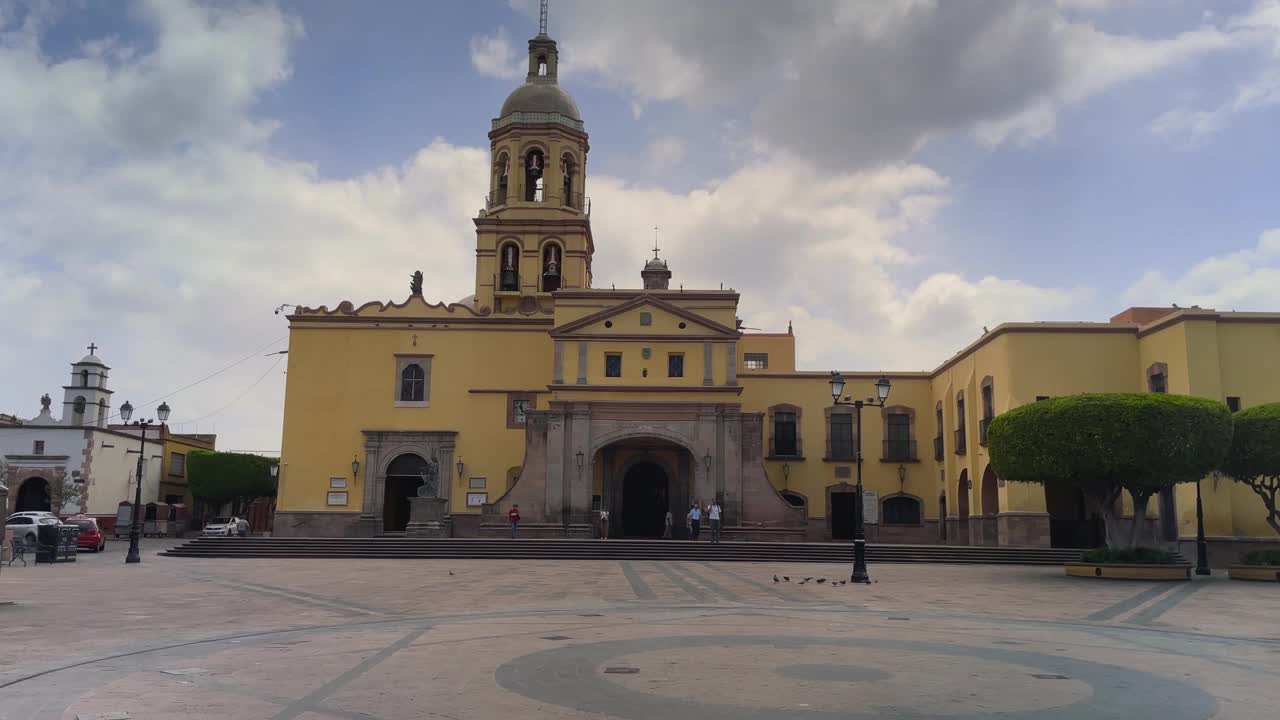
[508,504,520,538]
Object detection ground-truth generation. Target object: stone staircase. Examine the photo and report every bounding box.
[160,537,1100,565]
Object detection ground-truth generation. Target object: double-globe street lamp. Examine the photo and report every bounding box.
[829,371,892,585]
[118,399,170,564]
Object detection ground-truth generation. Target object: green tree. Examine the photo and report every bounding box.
[988,393,1233,550]
[1220,402,1280,536]
[187,450,278,517]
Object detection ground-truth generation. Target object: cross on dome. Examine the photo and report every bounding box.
[87,342,98,355]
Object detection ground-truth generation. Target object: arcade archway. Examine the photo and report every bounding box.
[383,453,429,533]
[622,462,668,538]
[16,477,51,513]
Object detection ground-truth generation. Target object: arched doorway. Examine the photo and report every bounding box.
[1045,484,1105,548]
[980,465,1000,546]
[383,454,429,533]
[956,469,970,545]
[16,477,51,513]
[622,462,668,537]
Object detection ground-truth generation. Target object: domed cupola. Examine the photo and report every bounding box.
[492,9,583,133]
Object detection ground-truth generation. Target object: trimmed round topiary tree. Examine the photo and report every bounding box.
[1221,402,1280,536]
[987,393,1233,550]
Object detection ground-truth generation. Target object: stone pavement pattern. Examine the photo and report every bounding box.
[1,539,1278,719]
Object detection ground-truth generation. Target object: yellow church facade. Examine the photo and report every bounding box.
[275,26,1280,558]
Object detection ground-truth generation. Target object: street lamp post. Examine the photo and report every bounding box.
[829,372,891,585]
[118,400,171,565]
[1194,479,1210,575]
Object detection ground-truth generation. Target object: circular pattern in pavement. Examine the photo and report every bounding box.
[496,634,1218,719]
[776,664,891,683]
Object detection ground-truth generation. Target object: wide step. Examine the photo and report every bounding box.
[160,538,1109,565]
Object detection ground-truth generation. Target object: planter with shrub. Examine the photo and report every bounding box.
[1227,549,1280,582]
[1065,546,1191,580]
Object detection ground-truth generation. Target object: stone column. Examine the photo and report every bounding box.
[567,405,592,525]
[576,341,588,384]
[358,437,381,537]
[544,409,567,524]
[702,342,714,385]
[725,341,737,386]
[553,341,565,384]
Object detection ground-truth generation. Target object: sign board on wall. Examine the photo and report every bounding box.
[863,490,879,525]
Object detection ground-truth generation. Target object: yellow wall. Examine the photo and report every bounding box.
[279,323,552,514]
[279,296,1280,543]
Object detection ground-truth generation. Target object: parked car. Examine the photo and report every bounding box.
[201,517,237,537]
[5,513,61,547]
[63,515,107,552]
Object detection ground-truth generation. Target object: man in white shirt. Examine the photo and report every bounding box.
[688,503,702,541]
[707,501,722,543]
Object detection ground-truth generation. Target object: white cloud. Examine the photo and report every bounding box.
[1151,1,1280,141]
[641,137,686,174]
[3,0,1266,456]
[1123,229,1280,310]
[469,26,524,80]
[501,0,1239,170]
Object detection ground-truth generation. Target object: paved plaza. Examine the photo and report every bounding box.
[1,540,1278,719]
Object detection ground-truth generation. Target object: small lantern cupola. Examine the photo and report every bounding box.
[641,238,672,290]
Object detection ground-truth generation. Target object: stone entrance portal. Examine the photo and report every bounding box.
[359,430,457,536]
[485,401,805,539]
[621,461,668,538]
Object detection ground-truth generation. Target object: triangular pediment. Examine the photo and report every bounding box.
[552,295,740,339]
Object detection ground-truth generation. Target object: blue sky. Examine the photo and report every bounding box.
[3,0,1280,451]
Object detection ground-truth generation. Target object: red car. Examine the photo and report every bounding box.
[64,516,107,552]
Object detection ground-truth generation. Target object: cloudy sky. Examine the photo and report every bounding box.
[3,0,1279,452]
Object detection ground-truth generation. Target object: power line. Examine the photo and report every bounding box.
[108,335,287,422]
[0,336,286,436]
[175,353,284,426]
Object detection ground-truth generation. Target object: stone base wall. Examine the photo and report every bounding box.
[478,523,593,538]
[865,520,941,545]
[722,526,808,543]
[971,515,999,546]
[997,513,1051,548]
[272,512,363,537]
[451,513,481,537]
[1177,537,1280,568]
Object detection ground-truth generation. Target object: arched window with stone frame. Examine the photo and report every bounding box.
[72,396,86,425]
[881,405,916,461]
[540,240,562,292]
[498,239,521,292]
[824,406,855,461]
[493,152,510,205]
[882,493,923,525]
[767,403,803,458]
[80,369,90,387]
[400,364,425,402]
[1146,362,1169,394]
[524,148,545,202]
[560,152,577,209]
[97,399,107,427]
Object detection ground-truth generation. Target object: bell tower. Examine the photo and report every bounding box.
[474,1,592,313]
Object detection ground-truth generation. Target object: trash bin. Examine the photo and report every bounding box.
[36,524,79,563]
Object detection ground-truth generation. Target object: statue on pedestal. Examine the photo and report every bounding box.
[409,270,423,296]
[416,455,439,497]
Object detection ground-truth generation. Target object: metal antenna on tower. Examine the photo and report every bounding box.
[539,0,549,36]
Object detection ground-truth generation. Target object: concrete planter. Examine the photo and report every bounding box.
[1227,565,1280,582]
[1064,562,1191,580]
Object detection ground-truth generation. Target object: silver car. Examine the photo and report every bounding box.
[6,513,61,547]
[201,517,236,537]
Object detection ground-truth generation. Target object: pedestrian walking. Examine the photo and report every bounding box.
[689,502,702,541]
[508,504,520,538]
[707,500,722,543]
[663,509,673,539]
[236,516,249,538]
[599,509,610,539]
